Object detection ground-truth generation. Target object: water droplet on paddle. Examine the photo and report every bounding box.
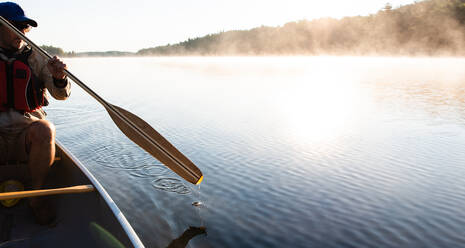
[192,201,203,207]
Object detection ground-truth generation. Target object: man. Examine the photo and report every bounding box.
[0,2,70,225]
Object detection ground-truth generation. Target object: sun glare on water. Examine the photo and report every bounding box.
[275,64,366,146]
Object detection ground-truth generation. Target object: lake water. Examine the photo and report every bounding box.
[46,56,465,247]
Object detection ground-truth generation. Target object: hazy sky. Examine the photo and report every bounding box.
[13,0,417,52]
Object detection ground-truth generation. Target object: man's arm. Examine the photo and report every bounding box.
[28,49,71,100]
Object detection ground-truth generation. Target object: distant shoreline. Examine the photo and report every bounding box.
[58,54,465,58]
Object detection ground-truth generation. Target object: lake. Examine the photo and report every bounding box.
[46,56,465,247]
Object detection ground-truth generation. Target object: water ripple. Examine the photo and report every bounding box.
[151,178,191,194]
[128,164,168,178]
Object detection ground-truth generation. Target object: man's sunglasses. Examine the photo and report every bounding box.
[12,22,30,31]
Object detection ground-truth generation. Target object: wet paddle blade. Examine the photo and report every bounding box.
[106,104,203,185]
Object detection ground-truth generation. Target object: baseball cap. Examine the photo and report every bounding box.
[0,2,37,27]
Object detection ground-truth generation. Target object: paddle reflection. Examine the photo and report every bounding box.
[166,226,207,248]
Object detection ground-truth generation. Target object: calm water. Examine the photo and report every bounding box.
[46,57,465,248]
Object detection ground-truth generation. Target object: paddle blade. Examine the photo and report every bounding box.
[106,104,203,185]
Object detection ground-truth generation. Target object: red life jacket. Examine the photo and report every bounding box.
[0,51,46,113]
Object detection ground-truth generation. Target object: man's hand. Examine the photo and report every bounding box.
[47,56,67,79]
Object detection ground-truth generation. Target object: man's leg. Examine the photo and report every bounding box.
[25,119,56,190]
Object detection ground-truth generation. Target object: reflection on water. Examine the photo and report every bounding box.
[166,226,206,248]
[274,62,363,145]
[46,57,465,248]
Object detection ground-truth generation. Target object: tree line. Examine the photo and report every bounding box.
[43,0,465,57]
[40,46,134,57]
[138,0,465,56]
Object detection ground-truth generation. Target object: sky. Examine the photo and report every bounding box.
[13,0,418,53]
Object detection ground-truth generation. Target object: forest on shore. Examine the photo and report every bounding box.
[44,0,465,56]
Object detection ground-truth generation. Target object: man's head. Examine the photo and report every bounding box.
[0,2,37,50]
[0,2,36,27]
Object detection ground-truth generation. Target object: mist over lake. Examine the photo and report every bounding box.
[46,56,465,248]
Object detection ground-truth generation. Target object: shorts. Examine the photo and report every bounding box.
[0,126,29,164]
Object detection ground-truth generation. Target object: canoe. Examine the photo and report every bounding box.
[0,140,144,248]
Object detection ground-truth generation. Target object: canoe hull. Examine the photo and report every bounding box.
[0,140,144,247]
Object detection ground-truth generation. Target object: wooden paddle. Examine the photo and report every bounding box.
[0,185,95,200]
[0,16,203,185]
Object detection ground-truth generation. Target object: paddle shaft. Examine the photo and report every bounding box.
[0,185,95,200]
[0,16,203,184]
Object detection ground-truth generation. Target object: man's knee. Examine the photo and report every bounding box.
[27,120,56,144]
